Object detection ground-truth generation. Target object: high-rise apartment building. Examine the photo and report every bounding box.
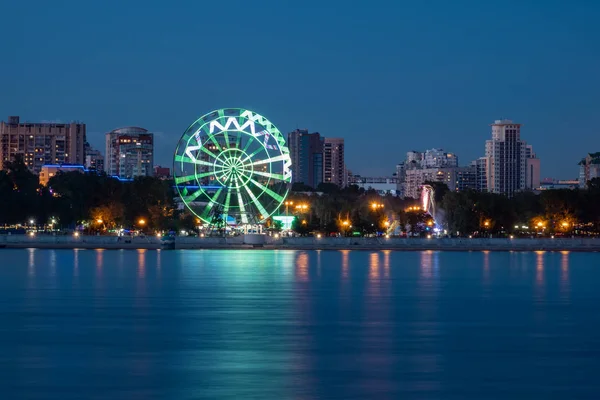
[323,137,346,187]
[483,120,540,196]
[0,116,86,173]
[396,148,462,197]
[84,142,104,172]
[105,127,154,179]
[422,148,458,168]
[287,129,324,188]
[578,152,600,188]
[474,157,488,192]
[404,167,476,199]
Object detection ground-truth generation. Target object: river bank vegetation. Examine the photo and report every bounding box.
[2,156,600,237]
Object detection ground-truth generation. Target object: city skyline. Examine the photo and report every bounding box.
[2,1,599,179]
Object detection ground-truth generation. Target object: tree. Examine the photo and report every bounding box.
[442,191,478,236]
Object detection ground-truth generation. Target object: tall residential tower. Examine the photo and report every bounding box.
[287,129,324,188]
[323,137,346,188]
[105,127,154,179]
[484,119,540,196]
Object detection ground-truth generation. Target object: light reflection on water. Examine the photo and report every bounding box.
[0,249,599,399]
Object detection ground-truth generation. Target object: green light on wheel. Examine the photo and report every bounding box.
[173,108,292,225]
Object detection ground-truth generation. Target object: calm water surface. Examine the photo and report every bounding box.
[0,249,599,399]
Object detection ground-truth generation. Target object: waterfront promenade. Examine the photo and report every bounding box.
[1,234,599,252]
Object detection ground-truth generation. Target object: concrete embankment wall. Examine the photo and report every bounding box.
[275,237,600,252]
[0,235,162,249]
[1,235,599,251]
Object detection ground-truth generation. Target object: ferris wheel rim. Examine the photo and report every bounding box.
[173,108,291,225]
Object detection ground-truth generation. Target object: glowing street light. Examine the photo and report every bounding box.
[296,203,309,211]
[285,200,294,217]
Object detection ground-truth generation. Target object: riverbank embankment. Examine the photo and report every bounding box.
[1,235,600,252]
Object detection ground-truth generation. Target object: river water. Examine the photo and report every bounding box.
[0,249,599,399]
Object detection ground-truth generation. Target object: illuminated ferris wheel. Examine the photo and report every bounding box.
[173,108,292,225]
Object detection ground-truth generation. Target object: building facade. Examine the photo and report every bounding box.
[39,164,86,186]
[0,116,86,174]
[154,165,171,179]
[84,142,104,173]
[396,148,462,198]
[474,157,488,192]
[422,148,459,168]
[404,167,477,199]
[105,127,154,179]
[578,152,600,188]
[323,137,346,188]
[484,120,540,196]
[287,129,324,188]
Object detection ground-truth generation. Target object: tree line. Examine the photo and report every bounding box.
[0,155,178,232]
[2,154,600,236]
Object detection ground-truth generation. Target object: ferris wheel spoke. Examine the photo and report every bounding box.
[175,154,223,169]
[241,134,257,153]
[223,185,232,221]
[174,174,198,184]
[248,177,285,203]
[251,170,286,181]
[199,146,221,161]
[221,170,234,184]
[249,154,289,167]
[182,188,204,203]
[235,178,249,224]
[240,147,268,166]
[199,187,224,220]
[175,109,291,225]
[243,185,269,220]
[234,130,242,149]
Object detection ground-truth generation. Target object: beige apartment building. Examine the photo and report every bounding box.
[0,116,86,173]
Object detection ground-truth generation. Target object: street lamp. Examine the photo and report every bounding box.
[285,200,294,218]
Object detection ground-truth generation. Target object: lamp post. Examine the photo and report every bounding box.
[285,200,293,218]
[138,218,146,233]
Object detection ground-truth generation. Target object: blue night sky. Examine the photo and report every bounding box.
[1,0,599,179]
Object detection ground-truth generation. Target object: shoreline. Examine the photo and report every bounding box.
[1,235,600,252]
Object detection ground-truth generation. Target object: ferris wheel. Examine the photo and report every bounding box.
[173,108,292,225]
